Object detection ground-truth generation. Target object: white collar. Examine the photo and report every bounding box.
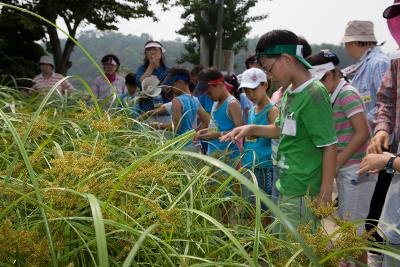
[288,78,316,94]
[330,78,347,104]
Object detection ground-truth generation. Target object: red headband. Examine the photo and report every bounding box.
[201,76,224,86]
[224,81,234,91]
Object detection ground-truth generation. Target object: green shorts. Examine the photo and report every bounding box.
[274,194,320,239]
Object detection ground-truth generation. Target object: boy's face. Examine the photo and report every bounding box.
[259,56,286,83]
[126,84,137,95]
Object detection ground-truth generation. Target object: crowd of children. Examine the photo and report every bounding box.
[30,1,400,265]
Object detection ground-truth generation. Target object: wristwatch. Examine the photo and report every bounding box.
[384,154,397,174]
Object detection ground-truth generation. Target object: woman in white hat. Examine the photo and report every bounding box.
[31,55,74,95]
[92,54,126,105]
[135,41,169,94]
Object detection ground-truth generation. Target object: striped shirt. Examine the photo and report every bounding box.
[32,72,74,94]
[92,74,126,102]
[375,54,400,152]
[332,79,368,167]
[349,47,389,126]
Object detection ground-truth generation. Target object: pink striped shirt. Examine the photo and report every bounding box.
[32,72,74,94]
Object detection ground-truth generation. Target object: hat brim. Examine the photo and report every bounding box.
[143,86,162,98]
[193,81,210,96]
[383,3,400,18]
[239,81,260,89]
[341,35,377,43]
[295,56,313,69]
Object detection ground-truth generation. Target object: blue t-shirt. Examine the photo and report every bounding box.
[242,103,274,169]
[207,95,240,159]
[198,94,214,114]
[135,64,169,89]
[174,94,200,136]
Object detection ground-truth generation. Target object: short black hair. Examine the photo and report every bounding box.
[101,54,120,67]
[125,73,136,86]
[168,67,191,84]
[256,30,299,56]
[197,68,223,82]
[298,36,312,58]
[190,65,204,76]
[245,54,258,69]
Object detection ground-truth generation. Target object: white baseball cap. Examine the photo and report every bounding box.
[309,62,335,80]
[141,75,161,97]
[239,68,267,89]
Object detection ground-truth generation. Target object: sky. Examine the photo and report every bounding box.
[94,0,398,53]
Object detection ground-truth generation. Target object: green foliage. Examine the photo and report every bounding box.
[176,0,267,64]
[0,10,45,87]
[1,0,172,75]
[1,87,399,266]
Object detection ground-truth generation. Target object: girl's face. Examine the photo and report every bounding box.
[319,71,336,94]
[145,47,162,61]
[103,61,118,74]
[207,83,223,101]
[244,83,267,104]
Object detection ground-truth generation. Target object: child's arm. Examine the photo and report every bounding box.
[317,144,337,206]
[139,104,168,121]
[196,106,210,131]
[220,124,280,142]
[228,100,245,127]
[267,106,279,125]
[170,98,182,132]
[337,113,369,171]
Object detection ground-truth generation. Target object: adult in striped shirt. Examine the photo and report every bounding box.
[31,55,74,95]
[308,50,377,228]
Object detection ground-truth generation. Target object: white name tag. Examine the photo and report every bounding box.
[282,113,296,136]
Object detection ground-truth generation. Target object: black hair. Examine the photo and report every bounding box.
[168,67,191,84]
[101,54,120,70]
[256,30,299,58]
[356,41,378,47]
[306,49,346,81]
[190,65,204,76]
[197,68,224,82]
[224,74,241,100]
[143,40,166,68]
[125,73,136,86]
[245,54,258,69]
[298,36,312,58]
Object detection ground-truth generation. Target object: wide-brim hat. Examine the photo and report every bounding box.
[384,0,400,19]
[141,75,161,97]
[39,55,54,68]
[342,20,377,43]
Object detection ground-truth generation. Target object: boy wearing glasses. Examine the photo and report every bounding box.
[221,30,337,235]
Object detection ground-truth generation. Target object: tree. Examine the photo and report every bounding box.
[2,0,170,75]
[176,0,267,65]
[0,9,45,86]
